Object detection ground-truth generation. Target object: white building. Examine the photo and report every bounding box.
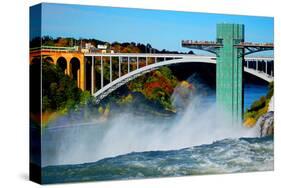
[97,44,108,50]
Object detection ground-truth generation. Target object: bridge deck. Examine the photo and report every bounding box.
[84,53,273,61]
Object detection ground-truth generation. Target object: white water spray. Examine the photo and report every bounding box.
[42,77,259,167]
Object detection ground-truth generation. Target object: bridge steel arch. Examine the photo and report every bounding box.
[92,56,273,103]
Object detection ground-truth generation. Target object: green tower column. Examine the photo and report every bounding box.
[216,23,244,124]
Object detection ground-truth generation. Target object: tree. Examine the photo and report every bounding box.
[187,50,195,55]
[41,61,85,112]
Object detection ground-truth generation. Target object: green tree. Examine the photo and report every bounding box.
[41,61,91,112]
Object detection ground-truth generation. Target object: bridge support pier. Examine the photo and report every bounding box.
[77,70,80,88]
[265,61,268,74]
[128,57,130,73]
[119,57,121,77]
[67,61,71,76]
[101,56,104,88]
[80,59,86,91]
[256,61,258,71]
[91,56,95,95]
[110,56,112,83]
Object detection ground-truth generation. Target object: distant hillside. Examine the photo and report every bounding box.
[30,36,192,54]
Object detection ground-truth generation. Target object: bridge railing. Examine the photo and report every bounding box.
[30,45,79,52]
[84,52,216,58]
[181,40,221,46]
[236,42,274,48]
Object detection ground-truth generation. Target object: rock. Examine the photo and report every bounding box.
[268,95,274,112]
[258,111,274,137]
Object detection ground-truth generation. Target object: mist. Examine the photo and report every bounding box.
[42,75,259,167]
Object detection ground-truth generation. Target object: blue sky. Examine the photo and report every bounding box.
[39,3,273,54]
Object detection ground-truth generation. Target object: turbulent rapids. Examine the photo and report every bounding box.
[42,137,273,183]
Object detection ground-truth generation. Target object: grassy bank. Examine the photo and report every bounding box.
[244,82,273,127]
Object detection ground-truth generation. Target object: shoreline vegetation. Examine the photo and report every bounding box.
[243,82,273,127]
[243,81,274,137]
[36,60,186,127]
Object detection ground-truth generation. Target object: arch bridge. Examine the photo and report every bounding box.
[30,47,274,104]
[83,53,273,103]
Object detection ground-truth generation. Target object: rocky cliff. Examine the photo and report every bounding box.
[258,95,274,137]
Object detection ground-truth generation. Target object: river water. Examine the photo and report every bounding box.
[41,82,273,184]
